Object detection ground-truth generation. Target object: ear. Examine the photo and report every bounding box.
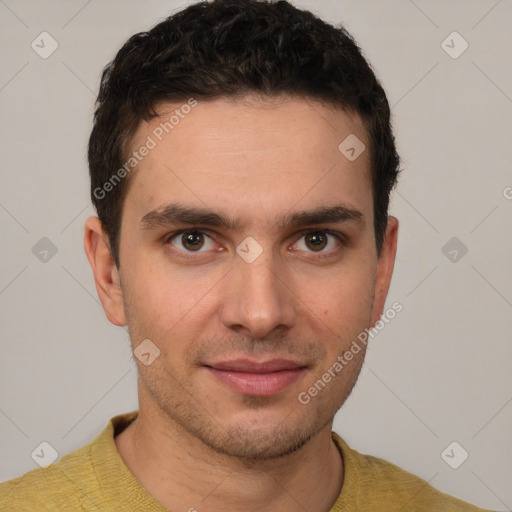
[369,216,399,327]
[83,216,127,326]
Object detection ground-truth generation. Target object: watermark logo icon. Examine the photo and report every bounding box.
[31,441,59,468]
[236,236,263,264]
[134,338,161,366]
[441,441,469,469]
[338,134,365,161]
[31,32,59,59]
[442,236,468,263]
[32,237,58,263]
[441,32,468,59]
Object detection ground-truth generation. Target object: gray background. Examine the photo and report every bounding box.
[1,0,511,509]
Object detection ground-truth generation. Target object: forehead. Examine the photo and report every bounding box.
[123,95,372,229]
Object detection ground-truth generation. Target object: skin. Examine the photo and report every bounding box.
[84,94,398,512]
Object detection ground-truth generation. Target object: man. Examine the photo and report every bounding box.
[0,1,496,510]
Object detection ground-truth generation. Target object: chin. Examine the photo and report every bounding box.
[218,427,315,460]
[190,409,325,461]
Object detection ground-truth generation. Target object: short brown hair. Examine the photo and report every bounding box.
[88,0,400,268]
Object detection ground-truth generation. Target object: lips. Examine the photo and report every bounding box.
[204,358,307,396]
[207,358,305,373]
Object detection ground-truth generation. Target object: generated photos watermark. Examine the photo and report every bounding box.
[93,98,198,200]
[298,301,403,405]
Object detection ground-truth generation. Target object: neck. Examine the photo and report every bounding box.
[115,401,344,512]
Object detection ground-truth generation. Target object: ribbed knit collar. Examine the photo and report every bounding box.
[91,410,356,511]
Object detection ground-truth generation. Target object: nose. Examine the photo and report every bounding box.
[220,252,297,340]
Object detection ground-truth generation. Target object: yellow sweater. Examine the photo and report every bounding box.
[0,411,495,511]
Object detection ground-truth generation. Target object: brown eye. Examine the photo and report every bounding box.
[305,231,328,251]
[168,230,215,253]
[293,230,342,255]
[182,231,204,251]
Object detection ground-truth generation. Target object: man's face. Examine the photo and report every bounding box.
[108,95,395,459]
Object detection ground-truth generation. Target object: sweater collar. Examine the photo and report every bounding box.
[92,411,354,511]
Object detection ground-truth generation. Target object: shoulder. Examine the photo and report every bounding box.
[0,411,138,512]
[331,432,495,511]
[0,442,96,511]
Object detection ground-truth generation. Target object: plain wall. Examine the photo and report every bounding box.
[0,1,511,510]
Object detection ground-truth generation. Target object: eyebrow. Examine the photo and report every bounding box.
[140,202,365,232]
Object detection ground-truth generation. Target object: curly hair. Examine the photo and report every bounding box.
[88,0,400,268]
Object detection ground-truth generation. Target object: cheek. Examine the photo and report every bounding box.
[298,262,375,328]
[122,254,223,341]
[122,233,376,346]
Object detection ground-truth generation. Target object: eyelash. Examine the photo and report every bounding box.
[163,229,346,260]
